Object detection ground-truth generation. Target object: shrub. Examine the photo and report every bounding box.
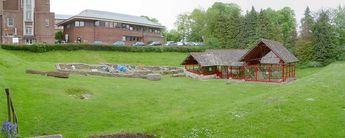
[206,37,221,49]
[306,61,323,68]
[337,46,345,61]
[1,44,206,53]
[55,31,64,43]
[295,40,314,64]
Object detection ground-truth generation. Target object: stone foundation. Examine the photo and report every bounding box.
[56,63,183,81]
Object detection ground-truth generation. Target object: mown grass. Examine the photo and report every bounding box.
[0,49,344,137]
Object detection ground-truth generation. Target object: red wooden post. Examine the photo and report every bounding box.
[287,64,291,78]
[243,66,246,80]
[289,64,291,78]
[293,64,296,77]
[268,66,271,82]
[282,64,285,82]
[226,67,229,79]
[230,66,233,79]
[255,65,258,81]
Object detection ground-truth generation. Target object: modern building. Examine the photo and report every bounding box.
[55,14,71,32]
[0,0,55,44]
[57,9,165,45]
[182,39,299,83]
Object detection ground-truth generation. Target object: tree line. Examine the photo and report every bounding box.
[165,2,345,66]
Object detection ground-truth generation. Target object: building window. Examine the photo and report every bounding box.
[25,27,33,35]
[25,39,33,45]
[45,19,50,27]
[26,11,32,21]
[110,22,114,28]
[105,22,109,28]
[75,21,84,27]
[75,21,80,27]
[7,17,14,27]
[80,21,84,27]
[95,21,100,26]
[24,0,33,21]
[124,36,142,42]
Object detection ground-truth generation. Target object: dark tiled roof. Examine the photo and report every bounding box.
[260,39,299,63]
[182,49,248,66]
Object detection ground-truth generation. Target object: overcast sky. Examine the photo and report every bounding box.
[51,0,345,30]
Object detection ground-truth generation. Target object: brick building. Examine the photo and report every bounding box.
[58,9,165,45]
[0,0,55,44]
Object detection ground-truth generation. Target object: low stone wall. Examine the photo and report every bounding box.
[184,70,217,80]
[55,63,182,81]
[56,63,184,75]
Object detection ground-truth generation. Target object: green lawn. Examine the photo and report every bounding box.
[0,49,344,137]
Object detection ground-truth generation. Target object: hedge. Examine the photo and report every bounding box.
[0,44,207,53]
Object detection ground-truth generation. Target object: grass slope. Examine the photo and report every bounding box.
[0,49,344,137]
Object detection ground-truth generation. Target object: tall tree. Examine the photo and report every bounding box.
[189,9,207,42]
[278,7,297,51]
[300,7,314,41]
[205,2,242,48]
[312,10,338,65]
[163,29,181,42]
[242,6,258,48]
[256,9,276,41]
[333,5,345,46]
[175,13,191,42]
[296,7,315,63]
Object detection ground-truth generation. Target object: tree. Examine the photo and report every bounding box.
[295,39,314,63]
[55,31,64,43]
[332,5,345,46]
[163,29,181,42]
[278,7,297,51]
[242,6,258,48]
[312,10,338,65]
[189,9,207,42]
[296,7,315,63]
[300,7,314,41]
[256,9,276,41]
[175,13,191,43]
[205,2,242,48]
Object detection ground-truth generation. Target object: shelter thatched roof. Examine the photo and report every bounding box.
[181,49,248,67]
[241,39,299,63]
[260,51,281,64]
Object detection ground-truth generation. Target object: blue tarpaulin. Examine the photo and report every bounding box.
[117,65,128,72]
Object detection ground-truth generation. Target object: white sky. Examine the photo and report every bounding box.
[51,0,345,30]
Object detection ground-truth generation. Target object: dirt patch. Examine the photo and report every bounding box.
[90,133,155,138]
[65,88,93,100]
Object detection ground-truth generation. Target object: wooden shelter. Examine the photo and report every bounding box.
[181,39,299,83]
[182,49,248,79]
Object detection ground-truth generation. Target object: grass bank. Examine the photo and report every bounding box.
[0,49,344,137]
